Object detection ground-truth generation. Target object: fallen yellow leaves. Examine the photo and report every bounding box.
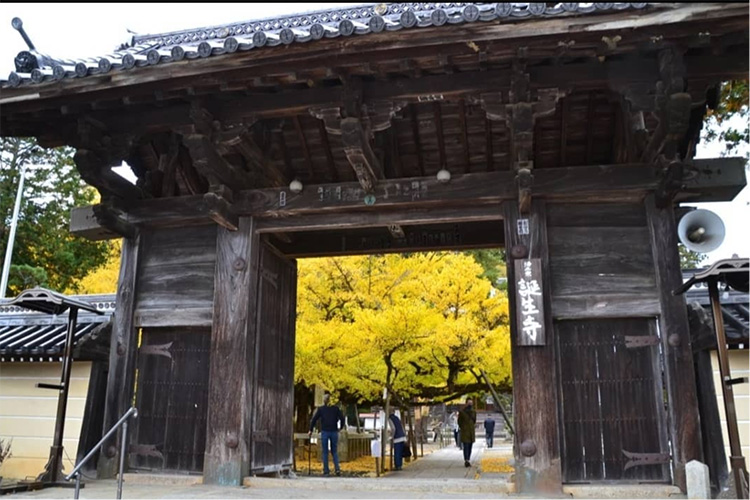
[480,456,514,473]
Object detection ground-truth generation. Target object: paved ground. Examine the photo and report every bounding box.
[1,441,683,499]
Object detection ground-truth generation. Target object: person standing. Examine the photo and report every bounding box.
[309,393,345,476]
[484,417,496,448]
[449,410,461,449]
[388,408,407,471]
[457,398,476,467]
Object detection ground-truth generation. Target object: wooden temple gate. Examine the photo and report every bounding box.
[1,2,747,493]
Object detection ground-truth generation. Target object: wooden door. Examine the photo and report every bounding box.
[250,242,297,474]
[130,327,211,473]
[557,318,670,482]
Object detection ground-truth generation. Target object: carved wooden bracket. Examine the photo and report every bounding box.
[478,88,563,164]
[309,100,406,135]
[181,103,253,190]
[73,118,144,201]
[310,99,402,192]
[474,64,564,213]
[202,187,238,231]
[340,117,382,192]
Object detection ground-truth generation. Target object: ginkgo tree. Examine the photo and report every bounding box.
[294,251,511,425]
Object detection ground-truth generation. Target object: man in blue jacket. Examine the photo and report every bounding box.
[388,408,407,471]
[309,393,345,476]
[484,417,496,448]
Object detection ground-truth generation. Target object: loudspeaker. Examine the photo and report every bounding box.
[677,208,725,253]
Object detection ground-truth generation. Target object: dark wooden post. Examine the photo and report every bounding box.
[645,194,702,491]
[204,217,259,485]
[77,360,109,476]
[503,199,562,494]
[97,233,141,478]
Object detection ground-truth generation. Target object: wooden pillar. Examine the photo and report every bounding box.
[97,234,141,478]
[203,217,259,485]
[645,194,703,491]
[503,199,562,494]
[77,360,108,476]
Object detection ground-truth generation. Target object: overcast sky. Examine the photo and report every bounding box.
[1,3,747,265]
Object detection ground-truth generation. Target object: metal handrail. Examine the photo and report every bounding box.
[65,407,138,499]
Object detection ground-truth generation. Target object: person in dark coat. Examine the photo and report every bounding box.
[457,398,477,467]
[309,394,345,476]
[484,417,496,448]
[388,409,407,471]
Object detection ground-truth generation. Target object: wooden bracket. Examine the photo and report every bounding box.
[638,48,698,163]
[475,64,562,211]
[202,187,238,231]
[654,156,686,208]
[73,118,144,200]
[340,117,382,192]
[181,104,252,190]
[310,101,405,135]
[516,166,534,214]
[92,203,137,239]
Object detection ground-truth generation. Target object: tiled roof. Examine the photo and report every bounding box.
[2,2,648,88]
[0,294,114,362]
[683,269,749,348]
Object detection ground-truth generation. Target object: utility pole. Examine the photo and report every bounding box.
[1,164,27,299]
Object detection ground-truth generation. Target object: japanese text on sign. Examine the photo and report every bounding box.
[514,258,545,345]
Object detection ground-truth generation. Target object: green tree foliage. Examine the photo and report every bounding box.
[295,252,511,407]
[466,249,507,286]
[678,244,707,270]
[0,138,112,296]
[703,80,749,156]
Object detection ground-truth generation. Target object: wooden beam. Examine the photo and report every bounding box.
[386,126,403,178]
[182,133,250,189]
[458,99,471,173]
[272,221,504,258]
[5,51,747,141]
[559,96,568,167]
[160,136,180,197]
[233,129,287,187]
[645,194,702,492]
[585,92,596,164]
[410,105,424,176]
[433,102,446,171]
[317,119,339,182]
[340,117,382,191]
[485,118,494,172]
[256,204,502,233]
[276,126,296,182]
[68,159,745,239]
[293,116,314,179]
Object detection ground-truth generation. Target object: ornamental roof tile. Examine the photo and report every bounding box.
[2,2,648,88]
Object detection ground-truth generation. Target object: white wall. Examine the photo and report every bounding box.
[0,362,91,480]
[710,350,750,468]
